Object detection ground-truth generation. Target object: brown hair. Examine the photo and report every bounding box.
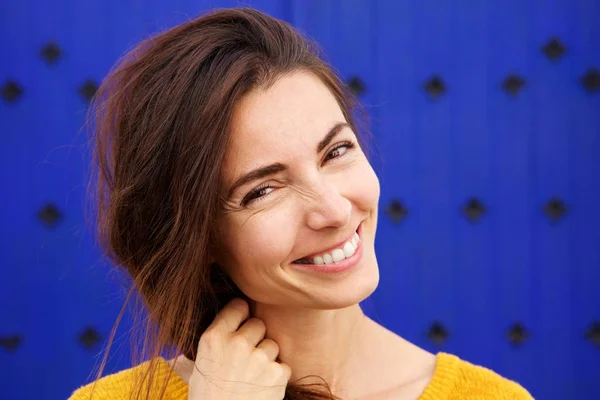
[86,7,369,400]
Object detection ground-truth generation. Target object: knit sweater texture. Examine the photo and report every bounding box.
[69,352,533,399]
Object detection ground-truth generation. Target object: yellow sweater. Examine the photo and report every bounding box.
[69,352,533,399]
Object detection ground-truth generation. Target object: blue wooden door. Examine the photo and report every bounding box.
[1,1,598,399]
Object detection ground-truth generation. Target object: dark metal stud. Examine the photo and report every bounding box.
[41,42,62,65]
[584,322,600,347]
[463,197,485,223]
[542,37,566,62]
[581,68,600,94]
[424,75,446,98]
[502,74,526,96]
[1,80,23,103]
[427,321,449,345]
[37,203,63,228]
[78,327,102,350]
[79,79,98,103]
[385,199,408,223]
[0,335,22,353]
[543,197,567,222]
[347,76,366,97]
[507,322,529,346]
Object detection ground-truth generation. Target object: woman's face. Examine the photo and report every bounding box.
[216,71,380,310]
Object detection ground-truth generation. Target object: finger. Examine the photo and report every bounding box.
[278,362,292,381]
[236,318,266,346]
[211,298,250,334]
[256,338,279,360]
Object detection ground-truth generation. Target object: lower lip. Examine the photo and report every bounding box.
[290,224,364,274]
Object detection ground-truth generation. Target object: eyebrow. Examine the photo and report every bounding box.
[226,122,350,199]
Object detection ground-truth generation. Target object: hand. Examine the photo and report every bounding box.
[188,298,292,399]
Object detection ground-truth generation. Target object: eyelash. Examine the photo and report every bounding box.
[241,140,357,206]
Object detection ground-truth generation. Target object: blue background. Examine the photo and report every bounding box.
[1,0,599,399]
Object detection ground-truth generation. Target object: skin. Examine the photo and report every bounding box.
[171,71,437,399]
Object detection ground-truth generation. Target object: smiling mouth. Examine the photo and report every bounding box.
[292,226,361,265]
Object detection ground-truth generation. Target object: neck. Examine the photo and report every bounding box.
[250,301,370,395]
[168,302,384,397]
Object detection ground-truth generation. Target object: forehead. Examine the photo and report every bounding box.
[223,71,346,181]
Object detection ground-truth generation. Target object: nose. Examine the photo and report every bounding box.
[304,183,352,231]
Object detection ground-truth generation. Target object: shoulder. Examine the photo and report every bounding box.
[420,352,534,399]
[68,358,188,400]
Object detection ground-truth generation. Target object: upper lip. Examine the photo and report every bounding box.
[295,224,360,261]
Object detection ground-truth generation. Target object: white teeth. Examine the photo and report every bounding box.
[331,249,345,262]
[299,231,360,265]
[343,241,355,258]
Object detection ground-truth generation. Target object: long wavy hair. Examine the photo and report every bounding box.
[86,7,370,400]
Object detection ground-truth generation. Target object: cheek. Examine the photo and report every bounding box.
[219,213,298,300]
[222,212,296,276]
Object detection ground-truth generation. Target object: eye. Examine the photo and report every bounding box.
[241,141,357,206]
[241,183,275,206]
[324,141,356,162]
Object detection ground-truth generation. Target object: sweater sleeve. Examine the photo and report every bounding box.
[68,381,115,400]
[420,352,534,399]
[67,358,189,400]
[67,373,132,400]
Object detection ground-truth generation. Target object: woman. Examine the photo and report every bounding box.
[70,7,533,400]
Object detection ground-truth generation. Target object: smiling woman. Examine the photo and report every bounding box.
[69,7,533,400]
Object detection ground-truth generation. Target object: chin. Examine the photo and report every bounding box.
[311,255,380,310]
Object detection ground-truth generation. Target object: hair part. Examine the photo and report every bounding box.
[85,7,369,400]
